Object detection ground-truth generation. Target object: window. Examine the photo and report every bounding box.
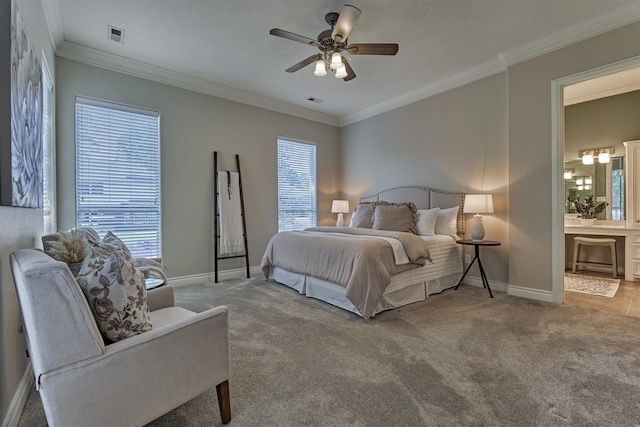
[611,156,624,220]
[277,138,316,232]
[42,55,56,234]
[75,97,161,258]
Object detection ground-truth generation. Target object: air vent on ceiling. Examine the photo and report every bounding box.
[307,97,323,103]
[108,25,125,44]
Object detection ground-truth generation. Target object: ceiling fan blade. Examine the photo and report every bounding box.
[285,54,322,73]
[347,43,399,55]
[269,28,320,47]
[331,4,362,43]
[341,56,356,81]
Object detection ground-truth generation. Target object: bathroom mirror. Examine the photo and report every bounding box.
[564,156,624,220]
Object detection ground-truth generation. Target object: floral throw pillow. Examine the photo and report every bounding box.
[76,235,152,342]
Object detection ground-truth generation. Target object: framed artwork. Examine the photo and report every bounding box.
[4,0,43,208]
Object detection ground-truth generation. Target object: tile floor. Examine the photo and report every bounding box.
[564,270,640,318]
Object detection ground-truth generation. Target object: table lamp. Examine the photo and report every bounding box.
[463,194,494,241]
[331,200,350,227]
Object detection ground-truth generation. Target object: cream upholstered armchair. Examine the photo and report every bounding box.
[10,249,231,426]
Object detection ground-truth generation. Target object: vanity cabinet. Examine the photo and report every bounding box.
[625,140,640,227]
[624,140,640,279]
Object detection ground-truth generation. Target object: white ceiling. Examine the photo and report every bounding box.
[45,0,640,126]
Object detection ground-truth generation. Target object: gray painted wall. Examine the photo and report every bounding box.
[1,0,54,423]
[340,73,510,284]
[508,21,640,296]
[55,58,341,278]
[565,89,640,162]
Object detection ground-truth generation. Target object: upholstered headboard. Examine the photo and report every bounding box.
[359,186,465,235]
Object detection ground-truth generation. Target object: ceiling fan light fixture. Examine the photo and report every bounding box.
[331,4,362,42]
[329,52,343,70]
[335,65,348,79]
[314,60,327,76]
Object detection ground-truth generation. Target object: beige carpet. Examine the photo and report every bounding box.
[564,272,620,297]
[17,278,640,426]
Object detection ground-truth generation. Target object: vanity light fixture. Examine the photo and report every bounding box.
[564,169,575,179]
[579,147,614,165]
[574,175,592,191]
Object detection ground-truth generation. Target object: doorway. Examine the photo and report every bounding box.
[552,56,640,315]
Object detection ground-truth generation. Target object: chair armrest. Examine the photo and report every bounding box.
[147,285,175,311]
[38,306,230,427]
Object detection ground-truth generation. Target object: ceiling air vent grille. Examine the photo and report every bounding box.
[108,26,125,44]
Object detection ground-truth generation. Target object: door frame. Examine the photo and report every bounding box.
[551,55,640,304]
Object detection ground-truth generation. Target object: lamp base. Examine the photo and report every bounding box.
[336,213,345,227]
[471,214,485,241]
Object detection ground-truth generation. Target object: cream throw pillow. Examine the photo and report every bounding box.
[415,208,440,236]
[435,206,459,236]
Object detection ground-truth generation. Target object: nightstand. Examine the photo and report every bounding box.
[454,239,501,298]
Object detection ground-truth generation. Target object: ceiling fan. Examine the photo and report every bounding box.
[269,4,399,81]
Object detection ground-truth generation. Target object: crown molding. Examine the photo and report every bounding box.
[41,0,63,49]
[56,42,340,127]
[47,1,640,128]
[339,58,507,126]
[501,0,640,66]
[565,81,640,106]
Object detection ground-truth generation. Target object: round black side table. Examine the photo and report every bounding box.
[454,239,501,298]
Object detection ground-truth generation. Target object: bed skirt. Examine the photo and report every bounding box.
[269,267,462,317]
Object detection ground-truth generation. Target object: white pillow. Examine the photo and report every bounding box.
[415,208,440,236]
[435,206,459,236]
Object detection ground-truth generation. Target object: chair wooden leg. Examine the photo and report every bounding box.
[572,240,580,273]
[216,380,231,424]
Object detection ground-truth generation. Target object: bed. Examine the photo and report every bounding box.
[261,186,465,318]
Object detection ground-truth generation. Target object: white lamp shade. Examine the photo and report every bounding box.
[331,200,350,213]
[463,194,494,214]
[331,5,362,42]
[335,65,348,79]
[313,60,327,76]
[598,152,610,163]
[329,52,343,70]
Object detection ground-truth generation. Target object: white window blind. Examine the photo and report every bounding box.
[75,97,161,258]
[277,138,317,232]
[42,55,56,234]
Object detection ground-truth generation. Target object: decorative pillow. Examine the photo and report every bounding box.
[76,234,152,342]
[415,208,440,236]
[349,203,376,228]
[100,231,133,262]
[373,203,417,233]
[435,206,460,236]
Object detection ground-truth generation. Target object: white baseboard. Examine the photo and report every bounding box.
[168,266,263,287]
[507,284,554,302]
[3,363,33,427]
[460,276,508,294]
[461,276,554,303]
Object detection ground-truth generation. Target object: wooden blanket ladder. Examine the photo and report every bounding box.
[213,151,250,283]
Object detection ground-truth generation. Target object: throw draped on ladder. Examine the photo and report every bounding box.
[217,171,244,255]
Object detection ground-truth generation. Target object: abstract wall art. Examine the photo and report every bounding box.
[5,0,43,208]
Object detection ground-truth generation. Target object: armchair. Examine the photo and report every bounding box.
[10,249,231,426]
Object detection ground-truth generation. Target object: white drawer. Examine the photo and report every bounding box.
[634,261,640,276]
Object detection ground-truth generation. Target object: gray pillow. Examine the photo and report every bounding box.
[349,203,376,228]
[373,203,417,233]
